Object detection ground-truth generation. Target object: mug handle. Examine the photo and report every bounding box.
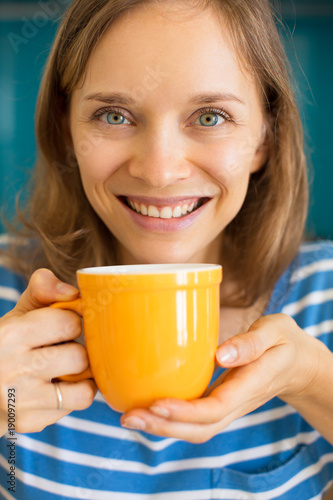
[50,299,93,382]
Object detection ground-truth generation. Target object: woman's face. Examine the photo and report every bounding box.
[70,2,267,265]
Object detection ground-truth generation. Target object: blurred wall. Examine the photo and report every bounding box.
[0,1,66,231]
[0,0,333,237]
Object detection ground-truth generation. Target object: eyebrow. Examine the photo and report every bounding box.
[84,91,245,106]
[188,92,245,106]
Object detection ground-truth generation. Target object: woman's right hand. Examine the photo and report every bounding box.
[0,269,97,436]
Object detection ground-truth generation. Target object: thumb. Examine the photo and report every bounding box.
[12,268,79,315]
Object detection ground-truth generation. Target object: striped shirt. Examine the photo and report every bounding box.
[0,239,333,499]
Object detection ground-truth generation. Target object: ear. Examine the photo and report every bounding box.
[250,122,271,173]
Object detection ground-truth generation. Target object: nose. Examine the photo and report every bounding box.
[128,123,192,189]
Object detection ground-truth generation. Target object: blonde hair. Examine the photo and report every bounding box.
[3,0,308,306]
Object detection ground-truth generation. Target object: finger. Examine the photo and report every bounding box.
[9,268,78,316]
[148,396,225,424]
[18,380,97,412]
[18,307,82,348]
[50,380,97,411]
[24,342,89,380]
[121,408,222,443]
[149,385,238,425]
[122,391,230,427]
[215,315,287,367]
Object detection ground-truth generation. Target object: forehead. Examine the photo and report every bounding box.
[76,2,260,109]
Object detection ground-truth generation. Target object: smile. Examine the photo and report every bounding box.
[117,195,212,233]
[124,196,208,219]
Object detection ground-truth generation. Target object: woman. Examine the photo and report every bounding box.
[0,0,332,498]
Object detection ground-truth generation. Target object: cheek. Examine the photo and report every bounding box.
[201,139,257,188]
[74,139,126,182]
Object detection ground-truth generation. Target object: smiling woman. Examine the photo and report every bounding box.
[4,0,307,307]
[0,1,332,499]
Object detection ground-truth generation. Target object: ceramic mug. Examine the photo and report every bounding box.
[51,263,222,412]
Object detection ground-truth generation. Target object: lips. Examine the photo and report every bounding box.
[117,195,211,232]
[123,196,208,219]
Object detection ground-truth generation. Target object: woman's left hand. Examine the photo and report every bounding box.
[120,313,322,442]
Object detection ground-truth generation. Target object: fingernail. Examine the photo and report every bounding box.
[56,282,78,296]
[217,344,238,364]
[150,406,170,418]
[122,417,146,431]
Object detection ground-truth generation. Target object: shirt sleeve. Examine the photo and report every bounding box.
[280,240,333,353]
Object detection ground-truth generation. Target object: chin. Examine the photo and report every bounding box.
[126,245,199,265]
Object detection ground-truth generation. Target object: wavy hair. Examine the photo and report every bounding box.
[2,0,308,306]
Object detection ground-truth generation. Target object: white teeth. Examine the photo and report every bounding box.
[160,207,173,219]
[172,206,182,218]
[140,204,148,216]
[148,205,160,218]
[126,198,203,218]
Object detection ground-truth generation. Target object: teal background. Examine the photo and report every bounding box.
[0,0,332,236]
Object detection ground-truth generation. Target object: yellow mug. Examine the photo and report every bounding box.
[52,263,222,412]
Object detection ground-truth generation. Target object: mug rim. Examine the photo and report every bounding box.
[77,263,222,275]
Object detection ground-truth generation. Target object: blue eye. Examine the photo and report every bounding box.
[196,112,225,127]
[95,109,132,125]
[105,112,129,125]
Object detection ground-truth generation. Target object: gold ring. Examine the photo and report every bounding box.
[54,383,63,411]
